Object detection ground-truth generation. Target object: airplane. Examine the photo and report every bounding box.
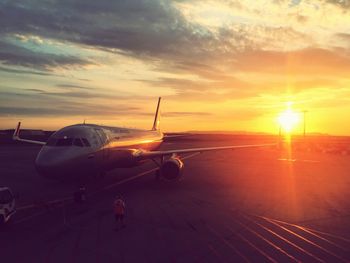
[13,97,275,181]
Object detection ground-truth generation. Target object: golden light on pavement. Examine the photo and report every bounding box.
[278,107,300,133]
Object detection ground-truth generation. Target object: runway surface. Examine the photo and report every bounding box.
[0,138,350,262]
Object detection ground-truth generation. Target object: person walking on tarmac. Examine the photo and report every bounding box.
[113,195,126,230]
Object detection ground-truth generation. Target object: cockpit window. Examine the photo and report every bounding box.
[81,138,91,147]
[56,138,73,146]
[46,137,90,147]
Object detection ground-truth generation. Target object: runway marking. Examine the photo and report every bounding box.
[160,190,231,262]
[265,217,350,248]
[233,218,298,262]
[259,216,348,262]
[235,231,278,263]
[162,189,223,263]
[205,242,227,263]
[242,214,324,262]
[205,224,250,262]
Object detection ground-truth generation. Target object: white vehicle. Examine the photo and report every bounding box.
[0,187,16,224]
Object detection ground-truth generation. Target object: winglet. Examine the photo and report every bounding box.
[13,122,21,140]
[152,97,161,131]
[12,122,46,145]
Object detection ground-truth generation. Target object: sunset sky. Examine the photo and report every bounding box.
[1,0,350,134]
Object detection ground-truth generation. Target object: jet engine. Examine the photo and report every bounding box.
[159,157,184,180]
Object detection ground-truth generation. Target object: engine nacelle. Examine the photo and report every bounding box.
[160,157,184,181]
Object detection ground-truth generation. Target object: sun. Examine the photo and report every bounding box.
[278,109,300,133]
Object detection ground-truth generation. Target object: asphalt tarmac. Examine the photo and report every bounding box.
[0,139,349,262]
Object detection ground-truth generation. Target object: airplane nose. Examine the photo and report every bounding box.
[35,146,81,179]
[35,152,67,179]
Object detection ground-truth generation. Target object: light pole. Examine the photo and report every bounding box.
[303,110,308,138]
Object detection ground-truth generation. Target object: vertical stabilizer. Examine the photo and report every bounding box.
[152,97,161,131]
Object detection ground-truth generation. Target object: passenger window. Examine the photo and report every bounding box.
[81,138,91,147]
[73,138,84,147]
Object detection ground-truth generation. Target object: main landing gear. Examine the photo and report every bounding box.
[151,155,165,181]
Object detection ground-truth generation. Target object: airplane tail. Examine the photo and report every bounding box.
[152,97,161,131]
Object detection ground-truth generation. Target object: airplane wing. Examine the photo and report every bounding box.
[12,122,46,145]
[136,143,276,159]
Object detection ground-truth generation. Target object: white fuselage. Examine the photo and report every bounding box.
[35,124,163,180]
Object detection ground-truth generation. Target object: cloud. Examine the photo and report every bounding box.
[140,77,235,91]
[0,106,74,116]
[0,105,140,117]
[0,0,215,60]
[325,0,350,9]
[25,88,46,92]
[140,47,349,101]
[0,0,350,134]
[0,87,151,104]
[267,78,342,93]
[154,62,231,81]
[230,47,350,76]
[0,40,93,70]
[55,84,93,90]
[38,91,98,98]
[0,88,153,119]
[140,76,257,100]
[0,65,54,76]
[337,33,350,41]
[0,0,344,77]
[163,111,212,117]
[26,88,132,100]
